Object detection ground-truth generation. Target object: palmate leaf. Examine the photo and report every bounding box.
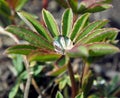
[5,45,37,55]
[17,11,52,42]
[86,42,120,57]
[78,28,119,44]
[70,13,90,41]
[75,19,109,43]
[28,49,61,62]
[62,8,73,37]
[42,9,60,37]
[6,25,54,50]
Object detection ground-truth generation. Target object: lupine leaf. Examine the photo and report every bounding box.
[55,0,68,8]
[17,11,52,42]
[67,45,89,58]
[9,82,20,98]
[6,25,54,50]
[68,0,78,13]
[78,0,112,13]
[78,28,119,44]
[70,13,90,41]
[42,9,59,37]
[0,0,11,16]
[15,0,28,11]
[85,4,112,13]
[86,28,119,43]
[5,45,37,55]
[28,49,61,62]
[62,8,73,37]
[75,20,108,43]
[0,0,11,26]
[56,91,64,98]
[59,78,67,90]
[82,71,94,98]
[102,0,112,3]
[12,54,24,76]
[86,43,120,56]
[47,65,67,76]
[78,2,87,14]
[75,92,84,98]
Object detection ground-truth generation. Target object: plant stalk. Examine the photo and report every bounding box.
[32,78,42,95]
[67,60,77,98]
[23,56,32,98]
[82,62,90,84]
[81,61,94,97]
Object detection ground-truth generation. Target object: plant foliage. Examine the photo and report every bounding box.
[6,8,119,62]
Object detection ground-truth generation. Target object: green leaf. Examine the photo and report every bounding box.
[32,65,44,76]
[12,54,24,75]
[86,43,120,57]
[9,82,20,98]
[62,8,73,37]
[0,0,11,26]
[17,11,52,42]
[75,92,84,98]
[78,2,87,14]
[78,0,112,13]
[5,45,37,55]
[47,65,67,76]
[70,13,90,41]
[6,25,54,50]
[15,0,28,11]
[108,76,120,96]
[85,4,112,13]
[102,0,112,3]
[59,78,67,90]
[0,0,11,16]
[42,9,60,37]
[19,71,28,80]
[56,91,64,98]
[78,28,119,44]
[28,49,61,62]
[55,0,68,8]
[68,0,78,13]
[67,45,89,58]
[19,65,44,80]
[82,71,94,98]
[75,20,108,43]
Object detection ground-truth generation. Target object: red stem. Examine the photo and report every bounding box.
[67,60,77,98]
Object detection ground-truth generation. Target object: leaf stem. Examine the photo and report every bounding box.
[82,61,90,84]
[32,78,42,95]
[23,56,32,98]
[67,59,77,98]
